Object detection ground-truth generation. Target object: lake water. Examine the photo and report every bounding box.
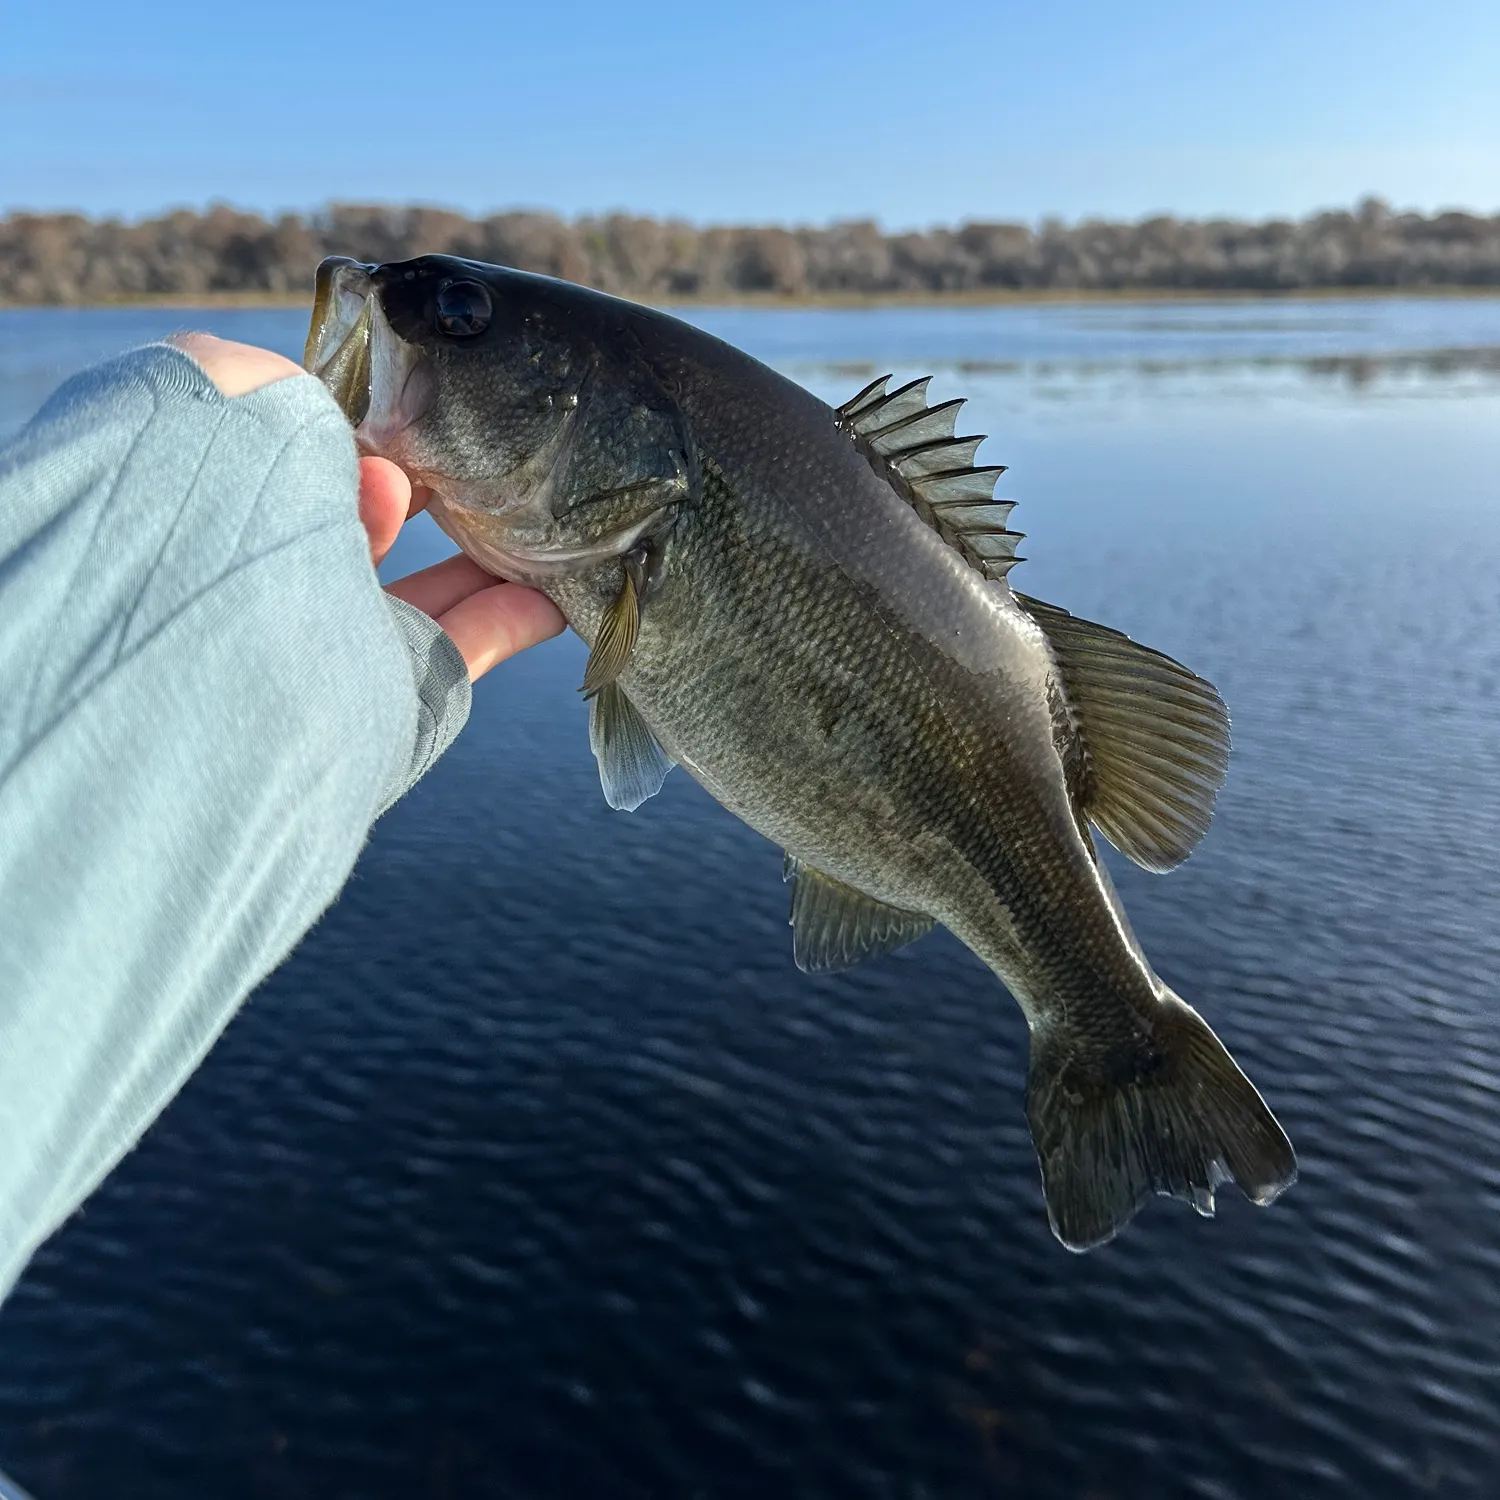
[1,297,1499,1499]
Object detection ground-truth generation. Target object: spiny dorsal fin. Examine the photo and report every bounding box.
[835,374,1024,584]
[783,855,934,972]
[1018,594,1230,873]
[589,681,675,811]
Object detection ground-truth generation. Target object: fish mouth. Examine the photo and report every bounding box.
[304,257,435,455]
[304,258,373,421]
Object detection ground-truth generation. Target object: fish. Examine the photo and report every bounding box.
[305,254,1297,1251]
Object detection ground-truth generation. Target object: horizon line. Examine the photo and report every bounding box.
[5,195,1500,235]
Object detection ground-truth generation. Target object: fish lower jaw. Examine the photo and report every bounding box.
[429,500,666,580]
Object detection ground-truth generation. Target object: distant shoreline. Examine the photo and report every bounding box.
[6,201,1497,305]
[6,285,1500,313]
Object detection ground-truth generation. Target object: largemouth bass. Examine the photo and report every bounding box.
[306,255,1296,1251]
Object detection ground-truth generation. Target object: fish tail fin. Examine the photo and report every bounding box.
[1025,986,1296,1252]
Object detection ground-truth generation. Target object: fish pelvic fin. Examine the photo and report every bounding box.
[1025,987,1296,1252]
[589,681,675,811]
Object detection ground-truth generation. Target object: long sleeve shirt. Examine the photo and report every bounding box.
[0,343,471,1304]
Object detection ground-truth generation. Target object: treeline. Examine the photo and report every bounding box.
[2,198,1498,304]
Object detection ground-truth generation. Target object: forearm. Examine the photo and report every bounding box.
[0,344,468,1300]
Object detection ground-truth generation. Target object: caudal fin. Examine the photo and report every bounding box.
[1025,988,1296,1252]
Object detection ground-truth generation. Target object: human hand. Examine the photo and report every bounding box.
[168,334,566,681]
[356,458,566,680]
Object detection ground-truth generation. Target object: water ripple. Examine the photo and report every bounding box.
[3,308,1500,1497]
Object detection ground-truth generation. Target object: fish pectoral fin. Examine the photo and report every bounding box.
[588,681,675,811]
[1018,593,1231,873]
[1026,986,1296,1252]
[581,565,641,699]
[783,856,934,973]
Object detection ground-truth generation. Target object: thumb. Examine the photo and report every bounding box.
[357,457,411,564]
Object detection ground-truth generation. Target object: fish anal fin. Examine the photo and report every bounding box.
[588,681,675,811]
[1019,593,1230,872]
[783,855,934,972]
[1027,987,1296,1252]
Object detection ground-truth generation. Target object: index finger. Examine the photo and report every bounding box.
[386,553,499,618]
[166,333,305,397]
[436,582,567,681]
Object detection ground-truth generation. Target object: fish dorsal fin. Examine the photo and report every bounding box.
[589,681,675,811]
[783,855,934,972]
[1018,594,1230,872]
[835,374,1025,584]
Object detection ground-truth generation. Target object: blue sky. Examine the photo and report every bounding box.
[2,0,1496,225]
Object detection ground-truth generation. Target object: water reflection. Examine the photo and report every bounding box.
[1,301,1499,1500]
[790,344,1500,393]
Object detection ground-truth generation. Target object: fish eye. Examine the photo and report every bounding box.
[434,279,492,338]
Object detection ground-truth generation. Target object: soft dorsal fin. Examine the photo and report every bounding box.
[1017,594,1231,873]
[783,855,934,972]
[835,374,1025,584]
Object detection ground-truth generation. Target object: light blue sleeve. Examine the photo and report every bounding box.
[0,344,472,1303]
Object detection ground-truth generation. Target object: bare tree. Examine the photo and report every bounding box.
[2,198,1496,304]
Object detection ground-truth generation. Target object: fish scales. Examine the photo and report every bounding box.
[621,372,1099,991]
[305,254,1296,1251]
